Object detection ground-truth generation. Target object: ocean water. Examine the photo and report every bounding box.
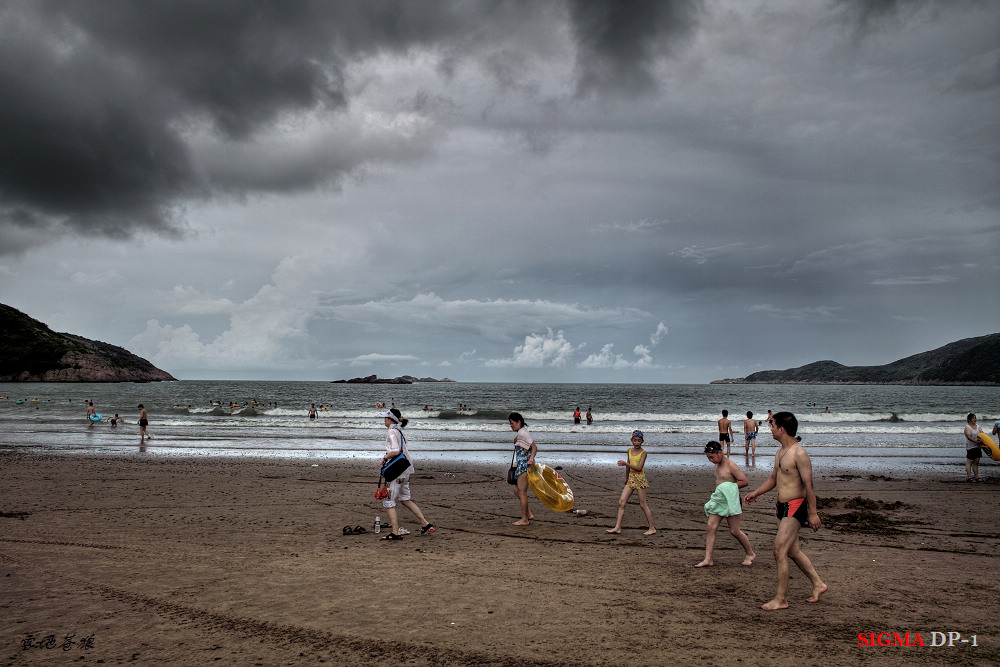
[1,381,996,474]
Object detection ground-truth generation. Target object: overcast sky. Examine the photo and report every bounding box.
[1,0,998,383]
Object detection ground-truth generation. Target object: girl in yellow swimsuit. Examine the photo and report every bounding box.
[606,430,656,536]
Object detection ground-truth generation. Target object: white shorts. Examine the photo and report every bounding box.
[382,474,412,509]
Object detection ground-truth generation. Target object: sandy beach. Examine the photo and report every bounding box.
[1,450,997,666]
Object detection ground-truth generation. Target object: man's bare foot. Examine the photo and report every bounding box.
[761,599,789,611]
[605,527,621,534]
[694,559,713,568]
[741,552,756,566]
[807,582,828,603]
[643,528,656,536]
[513,519,530,526]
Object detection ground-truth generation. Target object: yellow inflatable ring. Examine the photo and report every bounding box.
[978,432,1000,461]
[526,463,574,512]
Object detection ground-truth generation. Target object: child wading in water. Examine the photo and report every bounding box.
[606,430,656,536]
[696,441,755,567]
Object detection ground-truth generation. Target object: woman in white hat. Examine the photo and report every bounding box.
[379,407,434,539]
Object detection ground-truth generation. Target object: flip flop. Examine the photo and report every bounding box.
[420,523,435,534]
[342,525,354,535]
[381,532,403,541]
[354,525,367,534]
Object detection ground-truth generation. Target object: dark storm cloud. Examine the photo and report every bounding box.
[0,19,193,237]
[831,0,989,31]
[568,0,703,97]
[0,0,706,251]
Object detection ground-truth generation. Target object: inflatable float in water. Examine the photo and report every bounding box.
[89,414,103,422]
[978,432,1000,461]
[526,463,574,512]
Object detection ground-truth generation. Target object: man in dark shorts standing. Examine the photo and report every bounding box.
[138,404,152,442]
[745,411,827,610]
[717,410,734,456]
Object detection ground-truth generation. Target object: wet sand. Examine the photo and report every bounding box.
[1,450,997,665]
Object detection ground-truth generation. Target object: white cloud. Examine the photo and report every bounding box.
[675,243,743,265]
[485,328,576,368]
[579,342,654,370]
[633,344,653,368]
[650,322,668,345]
[748,304,841,321]
[349,353,421,367]
[164,285,235,316]
[130,245,363,373]
[870,275,955,286]
[329,293,645,341]
[594,219,669,234]
[69,269,121,286]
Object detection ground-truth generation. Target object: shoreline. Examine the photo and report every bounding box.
[3,441,993,478]
[2,451,997,665]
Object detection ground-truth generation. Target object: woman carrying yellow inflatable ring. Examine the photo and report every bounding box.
[508,412,537,526]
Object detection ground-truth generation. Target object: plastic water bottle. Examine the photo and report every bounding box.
[374,515,381,534]
[572,509,588,516]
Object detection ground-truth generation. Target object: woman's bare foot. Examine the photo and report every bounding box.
[643,528,656,536]
[741,552,756,566]
[694,559,713,568]
[761,599,789,611]
[605,527,621,534]
[513,519,530,526]
[807,582,828,603]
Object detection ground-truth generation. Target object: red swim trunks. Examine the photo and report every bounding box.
[775,498,809,527]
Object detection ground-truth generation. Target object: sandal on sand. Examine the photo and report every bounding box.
[381,532,403,541]
[354,525,367,534]
[342,526,354,536]
[421,523,435,534]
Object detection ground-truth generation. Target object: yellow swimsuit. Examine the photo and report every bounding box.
[627,448,649,489]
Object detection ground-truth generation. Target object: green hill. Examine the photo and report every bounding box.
[713,333,999,385]
[0,303,175,382]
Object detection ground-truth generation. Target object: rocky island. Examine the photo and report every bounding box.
[0,303,176,382]
[332,375,455,384]
[712,333,999,385]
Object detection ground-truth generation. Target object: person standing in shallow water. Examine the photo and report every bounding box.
[717,410,734,457]
[963,413,983,482]
[744,411,826,610]
[508,412,536,526]
[138,404,152,442]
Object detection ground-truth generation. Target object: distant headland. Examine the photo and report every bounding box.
[712,333,999,386]
[332,375,456,384]
[0,303,176,382]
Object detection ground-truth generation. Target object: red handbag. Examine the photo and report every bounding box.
[375,473,389,500]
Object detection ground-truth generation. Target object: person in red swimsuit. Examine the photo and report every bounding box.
[745,411,827,610]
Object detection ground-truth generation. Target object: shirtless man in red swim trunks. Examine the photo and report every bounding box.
[745,411,827,610]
